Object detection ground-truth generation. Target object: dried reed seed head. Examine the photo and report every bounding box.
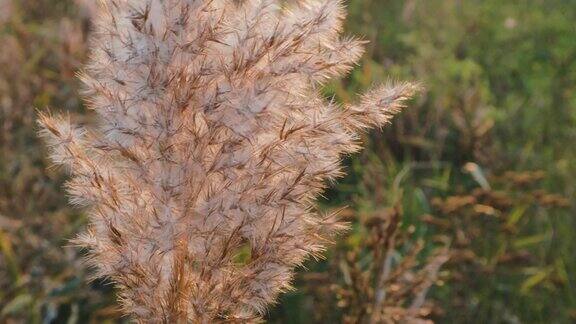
[39,0,419,321]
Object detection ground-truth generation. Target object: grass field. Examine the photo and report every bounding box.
[1,0,575,323]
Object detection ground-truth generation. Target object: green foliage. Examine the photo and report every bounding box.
[274,0,576,322]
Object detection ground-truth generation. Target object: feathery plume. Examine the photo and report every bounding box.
[39,0,418,322]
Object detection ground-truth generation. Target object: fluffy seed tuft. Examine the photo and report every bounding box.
[39,0,418,322]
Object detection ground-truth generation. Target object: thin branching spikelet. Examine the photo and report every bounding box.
[39,0,419,322]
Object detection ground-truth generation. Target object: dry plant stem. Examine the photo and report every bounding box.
[371,208,399,323]
[335,206,450,324]
[38,0,418,322]
[408,250,450,315]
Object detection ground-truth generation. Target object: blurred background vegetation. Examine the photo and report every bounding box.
[0,0,574,323]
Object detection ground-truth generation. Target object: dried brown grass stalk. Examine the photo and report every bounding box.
[38,0,418,322]
[328,207,449,324]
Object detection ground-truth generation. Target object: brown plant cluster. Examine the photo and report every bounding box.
[38,0,418,322]
[301,167,571,324]
[304,207,449,324]
[423,169,571,313]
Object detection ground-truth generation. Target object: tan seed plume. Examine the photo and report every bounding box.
[39,0,419,322]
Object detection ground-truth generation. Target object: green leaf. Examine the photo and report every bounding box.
[513,234,548,249]
[505,205,528,228]
[520,270,551,294]
[1,294,33,316]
